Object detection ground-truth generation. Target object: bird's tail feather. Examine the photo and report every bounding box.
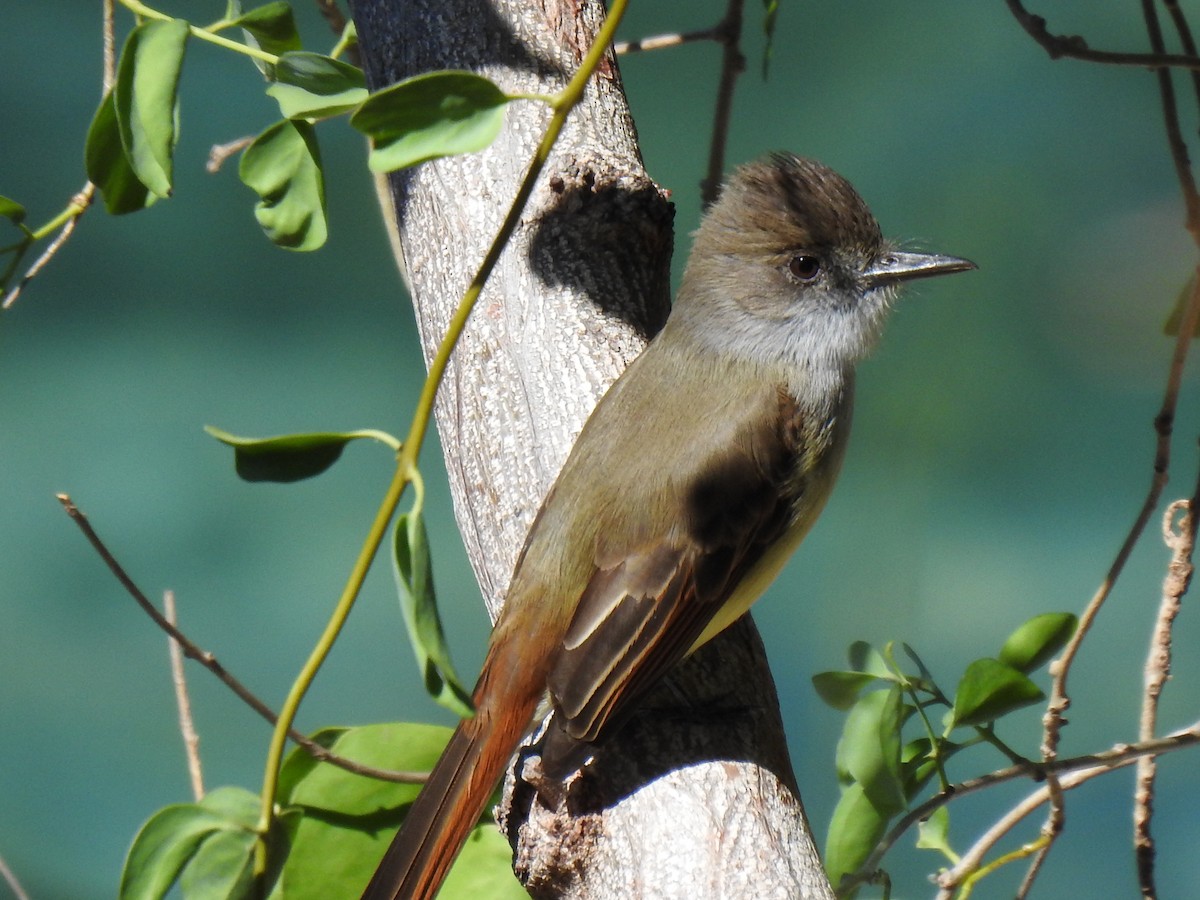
[360,681,538,900]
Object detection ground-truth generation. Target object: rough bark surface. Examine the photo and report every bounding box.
[349,1,834,896]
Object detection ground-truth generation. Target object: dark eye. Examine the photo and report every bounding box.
[787,255,821,281]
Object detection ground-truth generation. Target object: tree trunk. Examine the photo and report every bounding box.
[349,1,834,896]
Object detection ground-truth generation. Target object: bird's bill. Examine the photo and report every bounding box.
[864,251,976,286]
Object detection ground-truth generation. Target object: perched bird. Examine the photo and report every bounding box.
[362,153,974,899]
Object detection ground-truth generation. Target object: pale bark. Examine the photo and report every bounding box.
[349,0,833,895]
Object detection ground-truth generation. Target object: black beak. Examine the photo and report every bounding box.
[864,251,976,287]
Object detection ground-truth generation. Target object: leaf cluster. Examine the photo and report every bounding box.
[1,0,528,291]
[121,725,526,899]
[814,613,1077,896]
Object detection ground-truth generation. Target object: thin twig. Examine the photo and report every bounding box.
[1162,0,1200,129]
[313,0,359,67]
[165,590,206,801]
[1013,772,1061,899]
[0,853,30,900]
[1006,0,1200,71]
[56,494,426,784]
[615,26,723,55]
[840,719,1200,894]
[1,189,94,309]
[702,0,745,208]
[206,136,255,174]
[1003,0,1200,888]
[1143,0,1200,238]
[1134,499,1195,897]
[935,757,1140,899]
[2,0,116,310]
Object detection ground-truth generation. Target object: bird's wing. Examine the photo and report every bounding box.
[545,398,805,747]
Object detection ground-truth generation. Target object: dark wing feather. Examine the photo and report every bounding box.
[546,390,807,747]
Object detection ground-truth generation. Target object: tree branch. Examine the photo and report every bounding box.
[56,494,427,785]
[164,590,206,802]
[1006,0,1200,71]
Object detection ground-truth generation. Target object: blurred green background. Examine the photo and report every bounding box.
[4,1,1200,897]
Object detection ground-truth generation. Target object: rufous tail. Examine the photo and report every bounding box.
[360,663,540,900]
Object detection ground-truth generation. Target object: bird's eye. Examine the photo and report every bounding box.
[787,255,821,281]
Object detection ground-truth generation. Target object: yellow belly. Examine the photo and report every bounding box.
[688,511,816,653]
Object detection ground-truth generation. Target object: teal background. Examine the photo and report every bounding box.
[4,1,1200,897]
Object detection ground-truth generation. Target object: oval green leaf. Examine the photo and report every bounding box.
[178,828,258,900]
[812,670,881,710]
[272,723,523,898]
[915,806,957,862]
[350,70,511,172]
[114,18,190,199]
[949,657,1044,728]
[836,687,907,816]
[120,804,232,899]
[998,612,1077,673]
[238,119,327,250]
[824,782,889,897]
[267,51,368,119]
[393,510,474,718]
[235,1,302,61]
[0,195,26,225]
[847,640,893,678]
[85,91,157,214]
[204,426,386,482]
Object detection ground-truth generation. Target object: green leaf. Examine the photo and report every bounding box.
[350,70,511,172]
[824,782,889,898]
[439,824,529,900]
[761,0,780,79]
[0,196,26,225]
[900,737,947,797]
[898,641,937,691]
[119,787,259,900]
[267,51,368,119]
[121,805,228,899]
[812,670,882,710]
[238,119,327,250]
[949,658,1044,729]
[998,612,1076,673]
[915,806,957,861]
[847,640,893,679]
[836,687,907,816]
[178,828,258,899]
[393,510,474,717]
[113,18,190,199]
[85,91,157,214]
[1164,272,1199,337]
[234,2,302,59]
[198,785,261,827]
[273,723,525,899]
[205,426,384,482]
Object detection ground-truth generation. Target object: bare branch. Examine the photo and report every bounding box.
[2,0,115,309]
[0,853,30,900]
[1006,0,1200,71]
[206,136,254,174]
[56,494,427,785]
[842,720,1200,894]
[1,188,95,309]
[702,0,745,208]
[615,27,723,55]
[164,590,206,801]
[1134,499,1196,897]
[936,756,1140,898]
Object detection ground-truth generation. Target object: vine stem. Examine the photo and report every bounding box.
[252,0,631,874]
[117,0,280,65]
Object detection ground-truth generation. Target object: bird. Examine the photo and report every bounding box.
[361,152,975,899]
